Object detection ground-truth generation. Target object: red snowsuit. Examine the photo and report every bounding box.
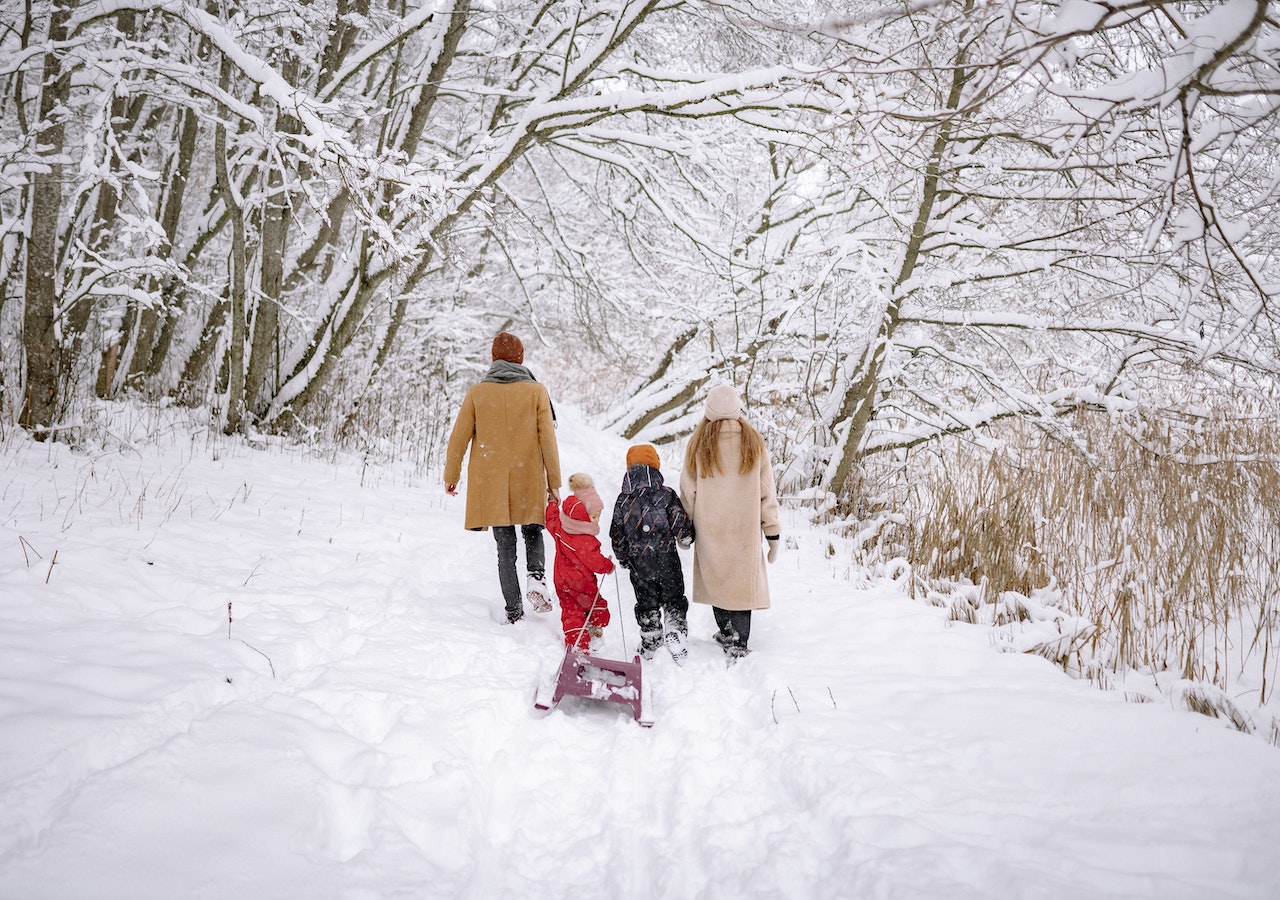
[545,497,614,650]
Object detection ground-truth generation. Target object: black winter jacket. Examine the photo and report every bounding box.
[609,464,693,569]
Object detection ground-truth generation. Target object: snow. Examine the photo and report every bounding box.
[3,407,1280,899]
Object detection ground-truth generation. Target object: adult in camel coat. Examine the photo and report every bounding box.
[444,332,561,623]
[679,384,780,662]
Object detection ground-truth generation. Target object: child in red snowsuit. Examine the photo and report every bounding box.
[545,474,615,651]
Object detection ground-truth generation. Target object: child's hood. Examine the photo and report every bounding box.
[562,494,592,522]
[619,463,665,494]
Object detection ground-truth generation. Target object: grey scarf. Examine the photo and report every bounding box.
[482,360,536,383]
[481,360,557,425]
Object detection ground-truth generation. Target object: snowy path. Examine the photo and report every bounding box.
[2,418,1279,899]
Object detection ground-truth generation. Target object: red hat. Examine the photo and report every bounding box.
[626,444,661,470]
[491,332,524,364]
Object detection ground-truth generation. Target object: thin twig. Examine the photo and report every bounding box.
[788,686,800,712]
[227,602,233,639]
[243,560,264,586]
[19,535,42,566]
[45,550,58,584]
[240,640,276,677]
[771,689,778,725]
[828,687,838,709]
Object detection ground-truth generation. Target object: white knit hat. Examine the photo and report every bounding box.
[704,384,741,421]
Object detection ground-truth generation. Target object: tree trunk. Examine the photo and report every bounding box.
[21,0,73,436]
[175,288,229,406]
[63,64,135,394]
[214,56,247,435]
[142,104,203,380]
[824,20,974,496]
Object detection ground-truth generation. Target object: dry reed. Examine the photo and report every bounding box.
[874,409,1280,721]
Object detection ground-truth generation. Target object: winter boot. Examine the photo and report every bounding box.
[664,629,688,666]
[664,606,689,665]
[637,630,663,660]
[712,608,751,662]
[526,571,552,613]
[636,607,663,660]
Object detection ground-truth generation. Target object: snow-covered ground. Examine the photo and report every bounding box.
[2,406,1279,899]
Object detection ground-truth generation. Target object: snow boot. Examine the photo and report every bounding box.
[526,571,552,613]
[637,630,663,660]
[664,606,689,665]
[714,627,749,665]
[724,644,750,667]
[664,628,688,666]
[712,608,751,662]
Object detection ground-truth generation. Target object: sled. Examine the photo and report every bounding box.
[534,647,654,727]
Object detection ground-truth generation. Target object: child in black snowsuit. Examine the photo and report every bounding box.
[609,444,694,662]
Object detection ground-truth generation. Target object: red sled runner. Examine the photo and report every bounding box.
[535,647,654,726]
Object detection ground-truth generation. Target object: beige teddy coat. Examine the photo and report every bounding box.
[678,419,781,610]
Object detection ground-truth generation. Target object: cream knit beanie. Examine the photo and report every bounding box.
[704,384,742,421]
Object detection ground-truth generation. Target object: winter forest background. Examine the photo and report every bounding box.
[2,0,1279,735]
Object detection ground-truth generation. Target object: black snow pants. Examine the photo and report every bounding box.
[713,607,752,657]
[628,550,688,641]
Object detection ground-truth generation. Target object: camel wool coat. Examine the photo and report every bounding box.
[444,380,561,530]
[679,420,781,611]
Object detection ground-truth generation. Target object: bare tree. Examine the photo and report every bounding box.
[596,0,1280,500]
[3,0,1275,467]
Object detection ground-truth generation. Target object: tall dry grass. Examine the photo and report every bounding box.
[876,411,1280,721]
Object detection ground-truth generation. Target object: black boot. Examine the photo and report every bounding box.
[713,607,751,663]
[638,630,663,659]
[636,607,663,659]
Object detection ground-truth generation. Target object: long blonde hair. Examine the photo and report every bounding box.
[684,416,766,478]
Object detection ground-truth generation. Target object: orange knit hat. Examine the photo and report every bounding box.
[491,331,524,364]
[626,444,661,470]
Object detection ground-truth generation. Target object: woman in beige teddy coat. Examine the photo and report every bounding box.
[679,384,780,663]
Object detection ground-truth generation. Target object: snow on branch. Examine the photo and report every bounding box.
[863,390,1136,456]
[519,67,829,134]
[317,2,445,104]
[69,0,348,154]
[898,307,1280,374]
[545,138,723,253]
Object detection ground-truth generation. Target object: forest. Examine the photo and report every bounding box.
[2,0,1278,728]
